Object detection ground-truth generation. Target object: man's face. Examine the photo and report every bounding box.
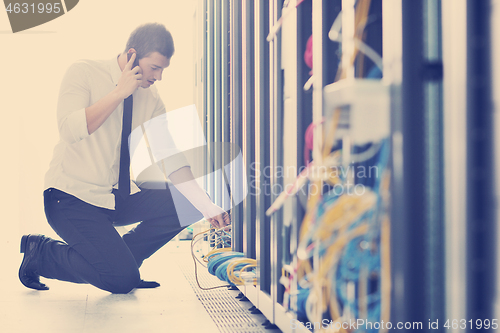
[137,51,170,88]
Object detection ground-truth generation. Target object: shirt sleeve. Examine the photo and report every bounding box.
[57,62,90,144]
[145,96,190,177]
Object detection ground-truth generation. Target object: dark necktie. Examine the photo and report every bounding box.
[118,95,133,198]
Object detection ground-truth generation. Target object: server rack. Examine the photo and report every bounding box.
[253,0,273,309]
[193,1,498,332]
[195,0,388,331]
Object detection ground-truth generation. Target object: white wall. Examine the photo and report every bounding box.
[0,0,196,241]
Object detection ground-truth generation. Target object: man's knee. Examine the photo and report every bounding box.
[103,269,141,294]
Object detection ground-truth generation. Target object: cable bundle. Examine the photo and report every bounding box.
[207,252,244,275]
[191,225,257,289]
[227,259,257,285]
[265,0,392,330]
[291,139,390,332]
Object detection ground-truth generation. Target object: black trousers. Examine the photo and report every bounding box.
[39,184,203,294]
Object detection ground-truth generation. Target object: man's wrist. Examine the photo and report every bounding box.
[196,196,215,214]
[112,87,127,101]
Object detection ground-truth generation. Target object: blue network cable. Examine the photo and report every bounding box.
[207,252,245,276]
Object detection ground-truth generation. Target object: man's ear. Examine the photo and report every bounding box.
[127,48,137,55]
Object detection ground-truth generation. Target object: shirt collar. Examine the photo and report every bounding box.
[108,54,122,85]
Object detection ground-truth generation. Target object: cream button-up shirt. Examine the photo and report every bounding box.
[44,56,189,210]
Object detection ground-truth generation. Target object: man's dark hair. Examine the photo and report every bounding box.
[124,23,175,60]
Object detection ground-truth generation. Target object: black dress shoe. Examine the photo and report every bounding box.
[19,234,49,291]
[136,280,160,289]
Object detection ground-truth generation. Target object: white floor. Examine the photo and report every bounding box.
[1,238,223,333]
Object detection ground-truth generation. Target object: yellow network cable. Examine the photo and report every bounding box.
[314,191,377,242]
[203,247,232,263]
[319,224,370,280]
[353,0,372,77]
[318,225,370,318]
[227,258,257,285]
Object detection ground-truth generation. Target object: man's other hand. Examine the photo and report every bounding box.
[200,202,231,229]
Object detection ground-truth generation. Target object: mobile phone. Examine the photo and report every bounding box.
[127,52,140,70]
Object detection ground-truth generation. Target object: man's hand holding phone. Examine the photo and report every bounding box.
[116,52,142,99]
